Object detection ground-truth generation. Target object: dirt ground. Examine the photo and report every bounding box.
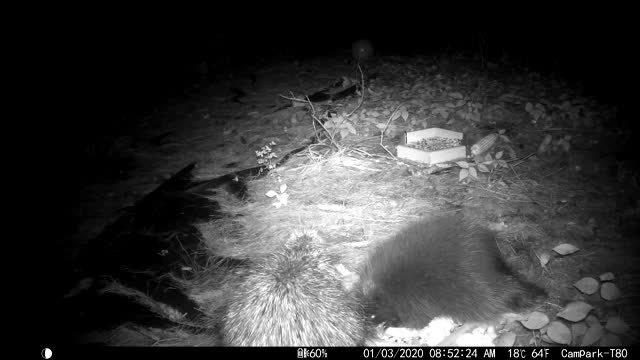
[62,53,638,346]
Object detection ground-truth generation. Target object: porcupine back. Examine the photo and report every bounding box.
[360,214,546,329]
[221,231,367,346]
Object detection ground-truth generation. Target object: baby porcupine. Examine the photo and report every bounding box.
[221,230,366,346]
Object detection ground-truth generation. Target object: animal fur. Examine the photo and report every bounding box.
[221,231,367,346]
[217,215,546,345]
[360,214,547,328]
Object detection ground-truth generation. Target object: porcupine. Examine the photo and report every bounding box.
[221,230,368,346]
[360,214,547,329]
[219,215,546,345]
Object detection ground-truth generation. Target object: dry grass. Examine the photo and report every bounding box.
[196,153,447,268]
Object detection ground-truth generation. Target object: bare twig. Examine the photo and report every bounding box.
[311,113,319,142]
[347,64,366,118]
[507,162,523,183]
[299,95,341,150]
[306,95,316,114]
[279,93,308,103]
[508,152,536,168]
[379,105,401,159]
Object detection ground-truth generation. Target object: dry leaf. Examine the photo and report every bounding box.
[538,252,551,267]
[552,243,580,256]
[580,323,604,346]
[477,163,490,173]
[599,272,615,281]
[601,282,621,300]
[520,311,549,330]
[605,317,630,334]
[459,168,469,181]
[547,321,572,345]
[572,322,588,339]
[537,134,553,154]
[557,301,593,322]
[469,167,477,179]
[574,277,599,295]
[585,314,601,328]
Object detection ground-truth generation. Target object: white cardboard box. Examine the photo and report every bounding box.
[396,128,466,165]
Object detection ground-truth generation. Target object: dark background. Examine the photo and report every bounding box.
[63,9,628,130]
[51,8,631,204]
